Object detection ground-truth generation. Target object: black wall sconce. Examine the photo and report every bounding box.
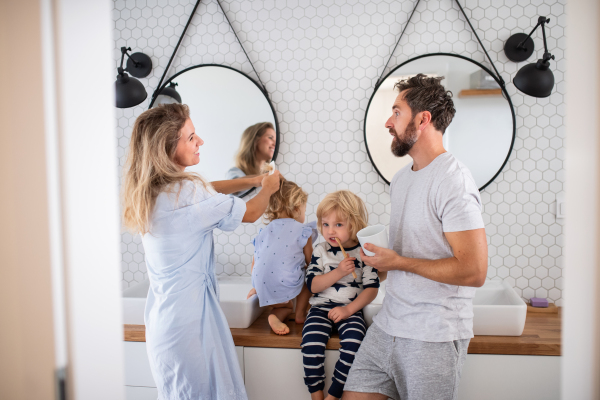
[152,82,182,107]
[115,46,153,108]
[504,16,555,98]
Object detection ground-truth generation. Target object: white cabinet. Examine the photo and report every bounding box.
[235,345,244,380]
[243,349,561,400]
[124,342,155,387]
[124,342,561,400]
[244,347,340,400]
[124,386,158,400]
[458,354,560,400]
[123,342,245,399]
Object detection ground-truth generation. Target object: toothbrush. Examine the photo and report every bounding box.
[335,237,358,279]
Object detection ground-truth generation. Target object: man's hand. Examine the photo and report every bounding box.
[246,288,257,299]
[328,306,353,323]
[360,243,403,272]
[337,257,356,277]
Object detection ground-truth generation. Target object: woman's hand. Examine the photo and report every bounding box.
[261,170,281,194]
[328,306,352,323]
[252,174,267,187]
[337,257,356,278]
[246,288,257,299]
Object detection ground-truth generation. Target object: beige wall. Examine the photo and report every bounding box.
[564,0,600,398]
[0,1,57,399]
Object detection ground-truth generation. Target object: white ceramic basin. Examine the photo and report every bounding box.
[363,279,527,336]
[471,280,527,336]
[122,275,264,329]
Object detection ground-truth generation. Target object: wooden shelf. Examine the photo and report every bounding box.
[458,88,502,98]
[125,308,562,356]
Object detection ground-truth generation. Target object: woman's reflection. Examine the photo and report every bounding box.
[227,122,276,180]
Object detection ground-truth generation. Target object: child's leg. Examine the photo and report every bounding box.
[327,311,367,400]
[294,283,312,324]
[301,307,333,398]
[268,301,293,335]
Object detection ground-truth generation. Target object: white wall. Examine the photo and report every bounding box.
[114,0,567,307]
[54,0,126,398]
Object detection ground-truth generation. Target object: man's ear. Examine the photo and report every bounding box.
[416,110,432,131]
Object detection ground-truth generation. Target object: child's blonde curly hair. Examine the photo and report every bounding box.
[264,177,308,223]
[316,190,368,241]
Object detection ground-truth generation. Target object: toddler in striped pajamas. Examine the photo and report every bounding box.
[301,191,380,400]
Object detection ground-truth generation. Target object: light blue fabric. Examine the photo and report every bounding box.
[225,166,245,180]
[142,180,248,400]
[251,219,318,306]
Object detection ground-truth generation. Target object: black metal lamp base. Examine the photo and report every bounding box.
[126,52,153,78]
[504,33,535,62]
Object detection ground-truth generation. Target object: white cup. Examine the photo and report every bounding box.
[357,225,388,256]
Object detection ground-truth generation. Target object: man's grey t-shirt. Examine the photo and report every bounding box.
[374,152,485,342]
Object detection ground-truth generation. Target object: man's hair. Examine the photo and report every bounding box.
[394,74,456,134]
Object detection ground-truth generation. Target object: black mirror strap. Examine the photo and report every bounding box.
[216,0,269,97]
[376,0,506,89]
[151,0,202,101]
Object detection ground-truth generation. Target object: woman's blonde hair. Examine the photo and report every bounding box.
[316,191,368,241]
[235,122,274,176]
[121,103,208,234]
[264,177,308,223]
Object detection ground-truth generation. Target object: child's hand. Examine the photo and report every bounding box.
[246,288,257,299]
[337,257,356,278]
[328,306,353,323]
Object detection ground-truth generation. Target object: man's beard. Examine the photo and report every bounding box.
[390,118,418,157]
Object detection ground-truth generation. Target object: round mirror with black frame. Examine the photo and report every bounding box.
[150,64,280,198]
[364,53,516,191]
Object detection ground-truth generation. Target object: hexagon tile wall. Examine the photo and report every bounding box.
[114,0,565,305]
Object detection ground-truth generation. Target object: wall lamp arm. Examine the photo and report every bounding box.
[517,17,550,51]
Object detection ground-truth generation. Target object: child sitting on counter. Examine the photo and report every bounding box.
[301,190,380,400]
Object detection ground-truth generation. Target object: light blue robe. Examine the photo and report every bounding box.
[142,180,247,400]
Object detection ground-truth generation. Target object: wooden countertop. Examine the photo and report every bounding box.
[124,308,561,356]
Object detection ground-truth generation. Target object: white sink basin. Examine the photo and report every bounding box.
[122,276,264,329]
[363,279,527,336]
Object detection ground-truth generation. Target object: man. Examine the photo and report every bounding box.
[343,74,488,400]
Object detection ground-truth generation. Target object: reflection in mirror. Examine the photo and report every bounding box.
[226,122,277,197]
[365,54,515,190]
[153,65,278,196]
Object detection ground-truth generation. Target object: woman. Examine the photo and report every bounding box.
[226,121,276,180]
[122,104,280,399]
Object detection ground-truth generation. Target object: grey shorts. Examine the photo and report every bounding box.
[344,323,469,400]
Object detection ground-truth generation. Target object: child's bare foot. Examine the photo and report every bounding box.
[268,314,290,335]
[294,309,307,324]
[310,390,324,400]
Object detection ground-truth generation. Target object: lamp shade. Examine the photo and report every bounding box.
[513,60,555,98]
[152,82,182,107]
[115,72,147,108]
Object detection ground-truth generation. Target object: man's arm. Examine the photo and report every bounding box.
[360,228,488,287]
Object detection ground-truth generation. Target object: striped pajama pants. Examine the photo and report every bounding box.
[301,307,367,398]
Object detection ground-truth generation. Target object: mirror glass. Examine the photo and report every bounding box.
[153,65,278,196]
[365,54,515,190]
